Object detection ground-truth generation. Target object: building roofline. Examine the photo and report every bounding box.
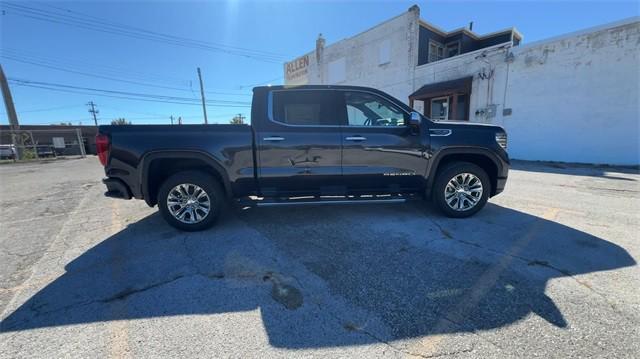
[514,16,639,51]
[318,10,414,55]
[418,19,521,41]
[415,42,512,70]
[284,6,417,63]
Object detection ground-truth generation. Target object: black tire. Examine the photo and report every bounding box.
[157,170,225,231]
[432,161,491,218]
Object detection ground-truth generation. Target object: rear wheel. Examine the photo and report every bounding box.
[432,162,490,218]
[157,171,224,231]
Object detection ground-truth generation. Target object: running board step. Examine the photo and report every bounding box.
[238,194,419,207]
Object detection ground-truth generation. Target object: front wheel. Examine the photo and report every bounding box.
[432,162,491,218]
[157,171,225,231]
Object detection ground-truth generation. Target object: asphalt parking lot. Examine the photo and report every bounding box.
[1,157,638,358]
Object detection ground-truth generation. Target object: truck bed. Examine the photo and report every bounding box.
[99,124,256,203]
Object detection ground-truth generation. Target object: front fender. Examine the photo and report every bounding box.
[425,146,509,196]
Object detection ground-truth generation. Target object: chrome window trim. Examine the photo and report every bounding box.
[266,88,413,129]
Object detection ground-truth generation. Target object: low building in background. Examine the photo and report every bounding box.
[0,125,98,156]
[284,5,640,165]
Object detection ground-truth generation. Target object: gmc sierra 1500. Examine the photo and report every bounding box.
[98,85,509,231]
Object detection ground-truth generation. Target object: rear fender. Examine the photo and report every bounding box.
[139,150,232,206]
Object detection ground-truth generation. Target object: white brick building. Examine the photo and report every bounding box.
[284,6,640,165]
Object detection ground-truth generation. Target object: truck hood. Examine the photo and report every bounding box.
[430,120,505,132]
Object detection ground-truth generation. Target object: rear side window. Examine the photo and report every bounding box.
[272,90,339,126]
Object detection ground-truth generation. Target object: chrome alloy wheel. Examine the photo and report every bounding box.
[444,173,483,211]
[166,183,211,224]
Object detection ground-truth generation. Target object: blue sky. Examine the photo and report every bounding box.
[1,0,638,125]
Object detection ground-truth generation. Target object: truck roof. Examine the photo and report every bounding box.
[252,84,413,113]
[253,84,387,92]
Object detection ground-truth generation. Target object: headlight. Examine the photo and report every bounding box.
[495,132,507,150]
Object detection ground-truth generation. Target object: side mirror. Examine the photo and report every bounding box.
[409,111,421,127]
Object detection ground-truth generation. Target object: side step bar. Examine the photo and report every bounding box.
[238,194,418,207]
[257,198,406,207]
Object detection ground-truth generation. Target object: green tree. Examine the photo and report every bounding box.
[111,118,131,125]
[230,114,245,124]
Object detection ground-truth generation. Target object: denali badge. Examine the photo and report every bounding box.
[383,171,415,176]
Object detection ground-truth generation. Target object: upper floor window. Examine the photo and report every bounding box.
[344,92,407,127]
[379,39,391,65]
[445,41,460,58]
[272,90,339,126]
[429,40,444,63]
[429,40,462,63]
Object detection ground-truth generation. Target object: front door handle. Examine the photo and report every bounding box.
[263,136,285,141]
[345,136,367,141]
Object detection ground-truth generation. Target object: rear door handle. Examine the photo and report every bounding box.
[263,136,285,141]
[345,136,367,141]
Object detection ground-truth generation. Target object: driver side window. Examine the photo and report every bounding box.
[344,91,407,127]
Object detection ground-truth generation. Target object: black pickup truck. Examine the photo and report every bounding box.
[97,85,509,231]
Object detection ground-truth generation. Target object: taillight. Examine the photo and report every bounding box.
[95,133,110,166]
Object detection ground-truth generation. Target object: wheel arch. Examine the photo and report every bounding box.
[140,150,232,206]
[426,147,504,197]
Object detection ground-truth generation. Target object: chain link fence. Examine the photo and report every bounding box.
[0,128,87,162]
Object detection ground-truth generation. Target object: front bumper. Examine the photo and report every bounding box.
[494,176,508,196]
[103,177,132,199]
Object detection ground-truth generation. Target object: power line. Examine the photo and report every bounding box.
[2,48,261,95]
[1,3,288,63]
[2,47,191,86]
[239,76,285,89]
[8,78,252,105]
[1,53,253,97]
[98,105,170,118]
[9,80,252,107]
[39,2,286,59]
[8,104,84,113]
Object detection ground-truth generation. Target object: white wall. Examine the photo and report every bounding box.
[501,19,640,165]
[287,11,640,165]
[412,18,640,165]
[289,6,420,102]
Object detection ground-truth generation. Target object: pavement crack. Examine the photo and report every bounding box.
[312,298,466,358]
[424,216,455,241]
[2,272,231,331]
[0,248,47,258]
[439,229,634,324]
[100,273,192,303]
[181,234,200,274]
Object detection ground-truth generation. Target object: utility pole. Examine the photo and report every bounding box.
[87,101,99,126]
[0,64,22,160]
[197,67,208,124]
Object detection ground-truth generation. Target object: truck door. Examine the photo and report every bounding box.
[256,89,344,196]
[339,90,429,194]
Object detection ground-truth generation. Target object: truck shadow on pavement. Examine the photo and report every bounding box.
[1,203,636,349]
[511,160,639,181]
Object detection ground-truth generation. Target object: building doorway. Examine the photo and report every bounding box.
[409,77,472,121]
[430,96,449,121]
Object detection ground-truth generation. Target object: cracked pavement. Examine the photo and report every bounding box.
[1,158,639,358]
